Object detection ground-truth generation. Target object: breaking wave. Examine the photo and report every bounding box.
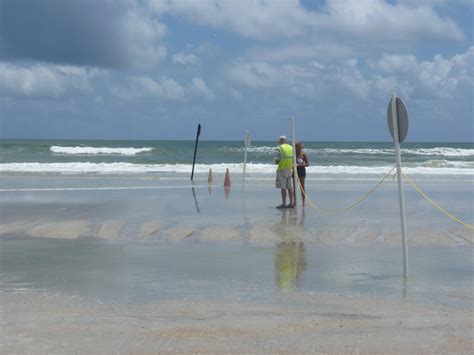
[225,146,474,157]
[1,162,472,176]
[50,146,154,156]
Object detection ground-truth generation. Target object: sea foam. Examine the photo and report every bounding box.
[1,162,472,176]
[50,146,154,156]
[225,146,474,157]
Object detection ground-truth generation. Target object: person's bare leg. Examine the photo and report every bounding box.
[281,189,287,206]
[301,177,306,206]
[288,189,294,207]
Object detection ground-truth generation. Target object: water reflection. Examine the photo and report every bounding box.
[275,240,307,290]
[191,186,201,213]
[299,207,306,227]
[275,209,308,290]
[402,275,408,298]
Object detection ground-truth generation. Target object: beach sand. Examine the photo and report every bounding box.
[0,177,473,353]
[1,289,472,353]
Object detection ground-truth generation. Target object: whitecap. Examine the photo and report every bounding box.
[1,162,472,176]
[50,146,154,156]
[225,146,474,157]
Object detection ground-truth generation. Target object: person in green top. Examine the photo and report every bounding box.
[274,135,295,209]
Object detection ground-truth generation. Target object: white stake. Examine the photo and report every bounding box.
[290,117,297,207]
[242,131,250,188]
[391,93,409,276]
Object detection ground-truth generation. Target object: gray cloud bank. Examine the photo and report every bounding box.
[1,0,467,70]
[0,0,166,69]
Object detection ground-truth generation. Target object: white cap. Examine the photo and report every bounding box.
[279,135,287,140]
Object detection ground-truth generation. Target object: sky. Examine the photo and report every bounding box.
[0,0,472,142]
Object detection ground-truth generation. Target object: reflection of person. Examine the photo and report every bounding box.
[295,143,309,206]
[275,209,307,290]
[280,207,297,226]
[299,206,305,227]
[274,135,294,209]
[275,240,307,290]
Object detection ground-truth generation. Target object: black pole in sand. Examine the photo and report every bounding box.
[191,124,201,181]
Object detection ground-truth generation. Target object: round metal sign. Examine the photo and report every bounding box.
[387,97,408,143]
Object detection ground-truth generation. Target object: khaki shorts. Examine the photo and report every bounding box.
[275,169,293,190]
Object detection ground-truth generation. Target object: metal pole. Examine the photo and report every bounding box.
[191,124,201,181]
[391,93,409,276]
[290,117,297,207]
[242,131,250,188]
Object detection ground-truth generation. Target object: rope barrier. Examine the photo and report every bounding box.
[244,149,472,231]
[295,165,397,215]
[402,172,474,231]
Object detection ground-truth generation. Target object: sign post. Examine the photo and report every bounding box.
[191,124,201,181]
[290,117,297,207]
[242,131,251,188]
[387,93,409,276]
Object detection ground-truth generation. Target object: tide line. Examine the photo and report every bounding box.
[0,185,210,192]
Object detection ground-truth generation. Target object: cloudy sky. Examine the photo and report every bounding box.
[0,0,472,141]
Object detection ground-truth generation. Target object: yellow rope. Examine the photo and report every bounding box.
[245,154,473,231]
[402,172,474,231]
[295,165,397,215]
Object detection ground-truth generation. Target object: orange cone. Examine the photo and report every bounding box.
[224,168,231,188]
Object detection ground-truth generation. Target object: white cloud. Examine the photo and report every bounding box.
[372,75,415,98]
[227,46,473,101]
[148,0,313,40]
[397,0,445,5]
[370,54,419,73]
[318,0,464,41]
[397,0,473,7]
[172,52,199,66]
[334,59,372,99]
[227,57,370,100]
[190,77,215,101]
[115,76,216,101]
[120,10,167,70]
[0,62,101,98]
[228,61,319,89]
[160,77,186,100]
[227,59,321,87]
[118,76,185,100]
[228,62,285,89]
[127,77,165,97]
[148,0,464,43]
[245,42,356,63]
[371,46,474,98]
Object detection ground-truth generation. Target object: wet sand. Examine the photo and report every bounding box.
[1,178,472,245]
[1,178,473,353]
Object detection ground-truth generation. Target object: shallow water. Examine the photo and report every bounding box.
[0,237,472,310]
[0,176,472,233]
[1,176,472,313]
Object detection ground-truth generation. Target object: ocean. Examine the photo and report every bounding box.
[0,140,472,182]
